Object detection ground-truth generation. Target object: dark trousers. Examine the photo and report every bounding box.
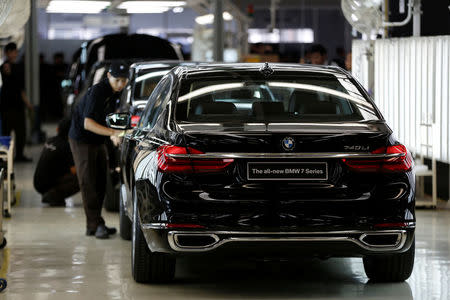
[1,109,26,157]
[69,139,108,230]
[36,173,80,203]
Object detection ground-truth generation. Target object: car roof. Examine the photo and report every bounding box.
[173,63,348,78]
[130,60,203,72]
[91,58,145,70]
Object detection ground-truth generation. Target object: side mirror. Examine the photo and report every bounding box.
[106,113,131,130]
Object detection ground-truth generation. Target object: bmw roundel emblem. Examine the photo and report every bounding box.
[282,137,295,151]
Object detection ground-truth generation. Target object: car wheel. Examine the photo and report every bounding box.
[0,237,6,249]
[131,188,176,283]
[104,170,120,212]
[119,186,132,240]
[363,238,415,282]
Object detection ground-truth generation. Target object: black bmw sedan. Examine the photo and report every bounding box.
[107,63,415,284]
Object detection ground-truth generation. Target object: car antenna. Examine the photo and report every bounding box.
[259,62,274,77]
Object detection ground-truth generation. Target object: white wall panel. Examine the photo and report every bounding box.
[360,36,450,163]
[351,40,371,92]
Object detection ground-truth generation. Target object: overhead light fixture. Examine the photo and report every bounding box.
[118,1,186,13]
[121,6,170,13]
[172,7,184,13]
[195,12,233,25]
[46,0,111,14]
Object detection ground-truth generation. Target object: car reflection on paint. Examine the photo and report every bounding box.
[107,63,415,284]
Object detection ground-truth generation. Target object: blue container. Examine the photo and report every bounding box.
[0,136,11,148]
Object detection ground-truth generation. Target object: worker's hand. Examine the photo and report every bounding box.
[26,101,33,111]
[110,129,124,137]
[2,63,11,75]
[110,135,122,147]
[70,166,77,175]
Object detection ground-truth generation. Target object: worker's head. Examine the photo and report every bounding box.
[309,44,327,65]
[4,42,18,63]
[107,61,129,93]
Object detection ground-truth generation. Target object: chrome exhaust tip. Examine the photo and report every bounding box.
[359,232,403,248]
[169,233,220,251]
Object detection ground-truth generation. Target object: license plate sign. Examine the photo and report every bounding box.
[247,162,328,181]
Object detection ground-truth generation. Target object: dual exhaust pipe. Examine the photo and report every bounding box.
[167,230,407,252]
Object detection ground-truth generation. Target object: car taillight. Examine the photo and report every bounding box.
[157,145,233,173]
[130,115,140,128]
[166,224,205,229]
[342,144,413,172]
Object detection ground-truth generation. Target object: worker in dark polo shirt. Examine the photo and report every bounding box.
[0,42,33,162]
[68,61,128,239]
[34,118,79,206]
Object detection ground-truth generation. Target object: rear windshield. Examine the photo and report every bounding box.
[133,68,171,100]
[175,74,379,123]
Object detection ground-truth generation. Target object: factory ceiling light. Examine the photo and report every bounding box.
[118,1,186,13]
[46,0,111,14]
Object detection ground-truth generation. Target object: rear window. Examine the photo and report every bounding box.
[175,74,379,123]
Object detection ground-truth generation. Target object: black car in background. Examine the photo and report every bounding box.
[107,63,415,284]
[63,33,183,116]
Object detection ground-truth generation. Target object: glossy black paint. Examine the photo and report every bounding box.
[119,63,415,257]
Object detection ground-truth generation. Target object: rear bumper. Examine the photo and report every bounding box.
[142,226,415,257]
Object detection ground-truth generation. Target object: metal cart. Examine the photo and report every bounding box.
[0,168,8,292]
[0,137,14,217]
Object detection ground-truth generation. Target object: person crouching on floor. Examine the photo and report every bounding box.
[33,118,80,206]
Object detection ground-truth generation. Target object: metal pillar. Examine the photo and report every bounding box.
[412,0,421,37]
[25,0,39,142]
[25,0,39,108]
[213,0,224,62]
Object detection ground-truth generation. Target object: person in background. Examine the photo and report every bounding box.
[52,52,68,86]
[345,52,352,72]
[33,118,79,206]
[299,48,312,64]
[309,44,328,65]
[39,53,55,123]
[51,52,67,119]
[331,47,346,69]
[0,42,33,162]
[68,61,128,239]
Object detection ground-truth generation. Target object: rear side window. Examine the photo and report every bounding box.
[140,76,172,129]
[175,74,379,123]
[133,69,170,101]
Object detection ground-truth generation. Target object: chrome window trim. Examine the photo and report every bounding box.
[167,152,406,159]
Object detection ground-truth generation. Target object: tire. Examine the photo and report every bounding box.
[119,188,132,240]
[0,278,7,292]
[363,238,415,282]
[131,189,175,283]
[104,170,120,212]
[0,238,6,249]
